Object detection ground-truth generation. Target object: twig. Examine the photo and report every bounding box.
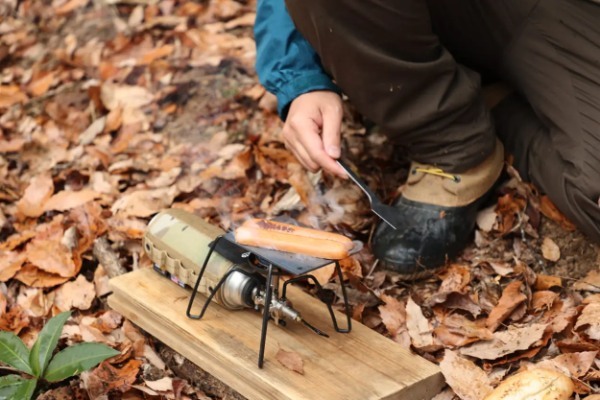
[93,236,127,278]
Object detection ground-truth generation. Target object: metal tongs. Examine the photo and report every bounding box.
[336,160,398,230]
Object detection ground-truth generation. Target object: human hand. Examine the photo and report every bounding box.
[282,91,347,178]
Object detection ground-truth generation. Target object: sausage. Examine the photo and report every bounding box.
[234,219,353,260]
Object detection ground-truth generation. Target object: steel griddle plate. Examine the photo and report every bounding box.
[215,231,362,275]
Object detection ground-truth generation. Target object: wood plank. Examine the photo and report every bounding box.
[108,268,444,400]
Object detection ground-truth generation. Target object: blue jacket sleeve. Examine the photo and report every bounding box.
[254,0,340,119]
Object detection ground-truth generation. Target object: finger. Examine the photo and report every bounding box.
[284,135,319,172]
[295,127,347,178]
[321,102,342,159]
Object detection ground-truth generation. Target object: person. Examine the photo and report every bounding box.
[254,0,600,279]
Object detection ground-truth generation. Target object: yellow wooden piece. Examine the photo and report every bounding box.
[108,268,444,400]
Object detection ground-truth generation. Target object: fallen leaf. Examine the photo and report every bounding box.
[43,189,100,212]
[139,45,173,65]
[54,0,88,15]
[541,237,560,262]
[144,377,173,392]
[486,281,526,332]
[531,291,559,311]
[25,238,77,277]
[17,174,55,217]
[275,348,304,374]
[100,83,153,111]
[575,302,600,340]
[535,274,562,290]
[111,187,178,217]
[79,117,106,145]
[13,264,69,288]
[16,287,52,318]
[26,72,55,96]
[540,195,576,231]
[476,205,497,232]
[427,264,471,305]
[535,351,598,378]
[53,274,95,312]
[460,323,546,360]
[94,265,111,297]
[91,310,122,333]
[406,297,436,350]
[573,270,600,293]
[0,251,25,281]
[439,350,493,400]
[81,359,141,398]
[0,85,28,108]
[311,263,335,286]
[379,294,406,337]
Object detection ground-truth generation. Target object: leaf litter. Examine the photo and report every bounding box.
[0,0,599,399]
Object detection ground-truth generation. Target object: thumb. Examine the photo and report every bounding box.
[320,103,342,159]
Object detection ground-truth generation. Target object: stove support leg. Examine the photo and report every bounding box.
[258,262,274,368]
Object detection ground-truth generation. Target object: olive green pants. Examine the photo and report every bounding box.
[285,0,600,242]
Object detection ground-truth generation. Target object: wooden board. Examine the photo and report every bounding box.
[108,268,444,400]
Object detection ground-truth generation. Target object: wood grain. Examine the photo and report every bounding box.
[108,268,444,400]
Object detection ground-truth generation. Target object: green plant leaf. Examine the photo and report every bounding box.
[11,378,36,400]
[0,331,33,375]
[0,376,36,400]
[29,311,71,377]
[43,342,120,382]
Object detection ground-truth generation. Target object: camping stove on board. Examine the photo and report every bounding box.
[142,209,355,368]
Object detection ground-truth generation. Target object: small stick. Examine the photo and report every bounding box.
[93,236,127,278]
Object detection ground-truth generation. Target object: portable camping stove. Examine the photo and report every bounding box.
[143,209,355,368]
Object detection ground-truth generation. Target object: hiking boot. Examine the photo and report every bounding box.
[372,139,505,280]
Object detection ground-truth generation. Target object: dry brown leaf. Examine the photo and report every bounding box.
[532,290,559,311]
[406,297,436,350]
[439,349,493,400]
[17,174,55,217]
[476,205,498,232]
[79,117,106,145]
[311,263,335,286]
[275,348,304,375]
[535,351,598,378]
[111,187,178,218]
[0,85,28,108]
[541,297,579,334]
[575,302,600,340]
[379,294,406,337]
[486,281,526,332]
[0,305,30,334]
[54,0,88,15]
[460,323,546,360]
[43,189,100,212]
[25,238,77,278]
[0,250,25,281]
[535,274,562,290]
[100,83,153,111]
[541,237,560,262]
[26,72,55,97]
[0,138,26,152]
[94,264,111,297]
[437,313,493,341]
[540,195,576,231]
[91,310,122,333]
[139,45,173,65]
[17,287,53,318]
[573,270,600,293]
[427,264,471,305]
[53,275,95,312]
[81,359,140,398]
[144,377,173,392]
[13,264,69,288]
